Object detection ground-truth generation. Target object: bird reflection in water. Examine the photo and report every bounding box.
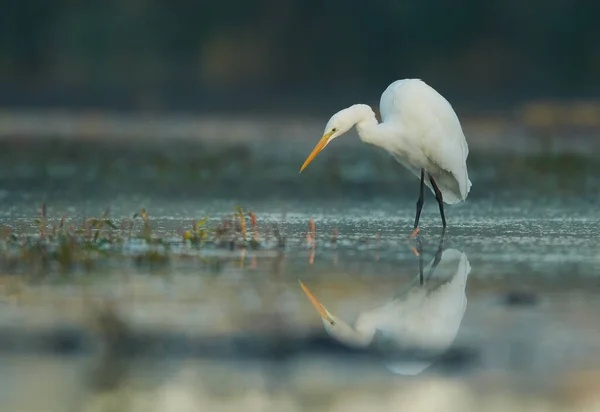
[299,235,471,375]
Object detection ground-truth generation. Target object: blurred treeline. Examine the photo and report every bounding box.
[0,0,598,113]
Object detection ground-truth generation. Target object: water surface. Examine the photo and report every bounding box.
[0,137,599,411]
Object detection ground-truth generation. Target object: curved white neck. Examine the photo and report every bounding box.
[324,317,374,348]
[349,104,385,146]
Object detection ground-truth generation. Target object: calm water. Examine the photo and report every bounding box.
[1,137,600,411]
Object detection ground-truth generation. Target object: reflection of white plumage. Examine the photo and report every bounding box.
[299,246,471,375]
[299,79,471,233]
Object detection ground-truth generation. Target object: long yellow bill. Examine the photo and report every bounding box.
[299,131,335,172]
[298,280,333,323]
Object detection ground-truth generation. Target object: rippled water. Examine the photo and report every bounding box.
[1,137,600,411]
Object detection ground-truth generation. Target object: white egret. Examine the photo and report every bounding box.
[298,240,471,375]
[299,79,472,233]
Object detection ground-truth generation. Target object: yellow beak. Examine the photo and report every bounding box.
[299,131,335,172]
[298,280,333,323]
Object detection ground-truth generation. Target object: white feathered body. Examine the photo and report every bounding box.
[354,248,471,374]
[313,248,471,375]
[378,79,472,204]
[354,249,470,350]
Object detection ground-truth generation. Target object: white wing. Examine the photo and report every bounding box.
[380,79,471,203]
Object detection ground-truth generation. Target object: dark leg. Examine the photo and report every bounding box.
[413,169,425,230]
[429,175,447,232]
[416,231,445,285]
[425,231,446,282]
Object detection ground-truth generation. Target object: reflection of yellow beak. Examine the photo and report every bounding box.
[299,130,335,173]
[298,280,333,323]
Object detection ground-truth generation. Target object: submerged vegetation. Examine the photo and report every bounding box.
[0,203,290,275]
[0,200,401,278]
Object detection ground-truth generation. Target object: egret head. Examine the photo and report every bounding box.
[299,107,359,172]
[298,280,373,348]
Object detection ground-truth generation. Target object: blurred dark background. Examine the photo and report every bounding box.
[0,0,599,201]
[1,0,599,114]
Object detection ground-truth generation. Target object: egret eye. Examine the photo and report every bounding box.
[332,128,338,132]
[329,320,336,326]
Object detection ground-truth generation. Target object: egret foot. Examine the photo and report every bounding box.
[410,245,420,257]
[409,227,420,239]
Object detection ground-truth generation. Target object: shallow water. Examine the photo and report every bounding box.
[1,196,600,410]
[1,136,600,410]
